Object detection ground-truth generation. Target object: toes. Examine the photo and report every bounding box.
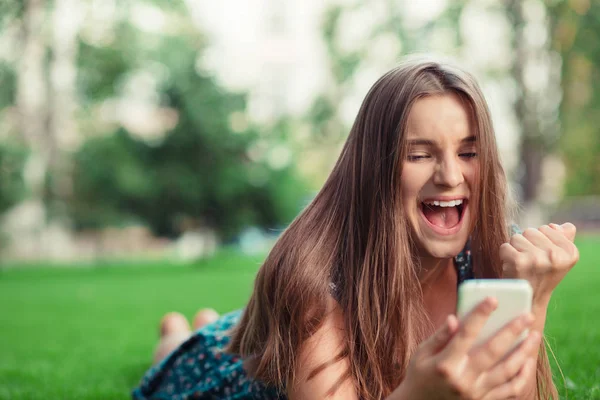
[160,312,191,337]
[193,308,220,330]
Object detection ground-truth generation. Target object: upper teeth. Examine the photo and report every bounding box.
[425,199,463,207]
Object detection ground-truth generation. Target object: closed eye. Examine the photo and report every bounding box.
[459,152,477,159]
[407,154,432,162]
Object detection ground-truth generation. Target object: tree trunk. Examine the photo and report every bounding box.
[48,0,82,214]
[16,0,49,204]
[506,0,558,226]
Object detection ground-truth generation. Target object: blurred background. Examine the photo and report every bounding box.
[1,1,600,399]
[0,0,598,264]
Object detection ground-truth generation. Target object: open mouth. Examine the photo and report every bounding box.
[420,199,467,231]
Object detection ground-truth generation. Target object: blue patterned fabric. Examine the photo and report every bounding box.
[133,247,473,400]
[132,310,284,400]
[455,239,473,285]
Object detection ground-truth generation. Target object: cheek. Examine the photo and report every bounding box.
[462,162,479,186]
[400,166,425,206]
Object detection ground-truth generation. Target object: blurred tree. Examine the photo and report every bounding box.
[503,0,562,211]
[548,0,600,196]
[46,0,83,216]
[304,1,465,184]
[15,0,49,207]
[0,142,27,215]
[0,0,307,249]
[69,14,306,240]
[0,6,26,219]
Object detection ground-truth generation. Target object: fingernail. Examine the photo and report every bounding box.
[485,297,498,311]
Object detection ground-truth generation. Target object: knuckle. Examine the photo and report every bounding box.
[573,247,580,263]
[435,361,456,380]
[511,377,527,396]
[509,234,523,247]
[502,359,519,381]
[448,379,468,396]
[511,318,526,334]
[539,224,552,233]
[534,252,550,269]
[486,340,505,359]
[459,324,473,338]
[548,248,566,267]
[515,253,532,270]
[522,228,538,239]
[564,222,576,233]
[499,243,512,258]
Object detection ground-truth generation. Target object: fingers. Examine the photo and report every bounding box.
[478,330,541,392]
[551,222,577,242]
[499,242,519,264]
[507,233,540,254]
[521,228,554,251]
[468,313,534,373]
[542,225,579,260]
[541,225,572,248]
[438,297,497,361]
[501,224,579,274]
[480,357,537,400]
[420,314,459,356]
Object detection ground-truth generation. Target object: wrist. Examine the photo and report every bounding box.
[531,297,550,334]
[532,292,551,313]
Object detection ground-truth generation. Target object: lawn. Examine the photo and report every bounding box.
[0,237,599,399]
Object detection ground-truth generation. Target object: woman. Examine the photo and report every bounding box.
[133,58,579,399]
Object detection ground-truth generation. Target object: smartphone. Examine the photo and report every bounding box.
[457,279,533,347]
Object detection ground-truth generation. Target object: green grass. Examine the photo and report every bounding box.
[0,238,599,399]
[545,235,600,399]
[0,251,266,400]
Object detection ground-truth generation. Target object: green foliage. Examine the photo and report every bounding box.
[0,141,27,214]
[0,0,24,31]
[70,27,306,239]
[549,1,600,196]
[0,63,16,110]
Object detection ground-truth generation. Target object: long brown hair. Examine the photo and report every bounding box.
[228,58,557,399]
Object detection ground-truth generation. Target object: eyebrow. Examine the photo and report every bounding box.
[406,135,477,147]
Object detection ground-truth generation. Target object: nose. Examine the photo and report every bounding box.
[433,155,464,188]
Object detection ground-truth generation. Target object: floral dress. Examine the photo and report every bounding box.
[132,246,473,400]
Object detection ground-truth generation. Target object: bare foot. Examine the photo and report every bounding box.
[192,308,220,330]
[153,312,192,364]
[159,312,191,337]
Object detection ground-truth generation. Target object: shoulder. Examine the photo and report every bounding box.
[287,296,358,400]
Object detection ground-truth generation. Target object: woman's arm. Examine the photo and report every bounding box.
[287,296,359,400]
[290,297,536,400]
[500,223,579,399]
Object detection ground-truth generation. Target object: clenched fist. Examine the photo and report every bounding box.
[500,223,579,304]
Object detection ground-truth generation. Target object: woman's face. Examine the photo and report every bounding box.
[400,93,479,260]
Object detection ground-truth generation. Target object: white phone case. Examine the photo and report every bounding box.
[457,279,533,347]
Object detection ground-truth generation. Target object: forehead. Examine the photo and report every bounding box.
[405,93,473,142]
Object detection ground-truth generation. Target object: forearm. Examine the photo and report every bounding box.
[522,297,551,399]
[531,296,550,336]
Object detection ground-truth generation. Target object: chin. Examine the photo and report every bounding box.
[422,244,465,259]
[416,236,469,259]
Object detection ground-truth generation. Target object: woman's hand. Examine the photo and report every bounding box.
[391,298,540,400]
[500,223,579,305]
